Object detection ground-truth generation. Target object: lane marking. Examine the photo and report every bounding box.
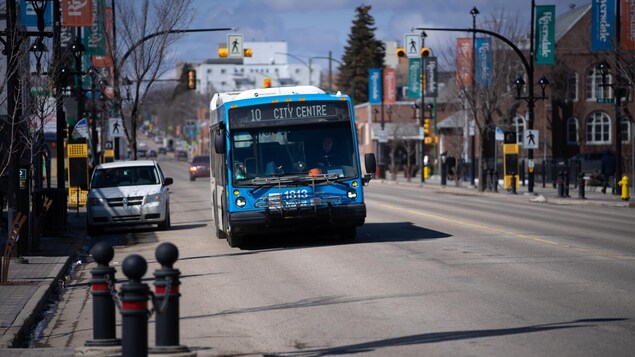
[373,201,629,261]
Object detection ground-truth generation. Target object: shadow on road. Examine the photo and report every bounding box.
[238,221,451,251]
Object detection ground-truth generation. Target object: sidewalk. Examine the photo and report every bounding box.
[0,211,86,350]
[374,174,635,208]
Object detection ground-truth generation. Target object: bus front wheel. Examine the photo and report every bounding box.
[227,232,243,248]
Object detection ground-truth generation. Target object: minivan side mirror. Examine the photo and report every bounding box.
[164,177,174,186]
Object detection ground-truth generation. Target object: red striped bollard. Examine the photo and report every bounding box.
[85,243,121,347]
[120,254,149,357]
[150,242,191,354]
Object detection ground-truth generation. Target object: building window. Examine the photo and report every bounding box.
[567,117,579,144]
[585,111,611,144]
[513,114,526,145]
[566,72,578,102]
[220,69,226,74]
[622,117,631,143]
[207,69,212,74]
[586,65,612,100]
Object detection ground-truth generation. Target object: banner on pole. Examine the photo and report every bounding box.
[407,59,421,99]
[424,57,438,97]
[383,68,397,104]
[591,0,615,51]
[535,5,556,65]
[475,38,492,86]
[368,68,382,105]
[456,38,472,87]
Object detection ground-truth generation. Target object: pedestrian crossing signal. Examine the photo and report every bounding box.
[187,69,196,90]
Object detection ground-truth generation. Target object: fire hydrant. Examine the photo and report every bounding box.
[618,176,630,201]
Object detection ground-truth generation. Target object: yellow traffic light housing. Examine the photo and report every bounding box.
[186,69,196,90]
[218,47,228,58]
[263,78,272,88]
[244,48,252,57]
[396,47,406,57]
[423,118,431,135]
[421,47,431,57]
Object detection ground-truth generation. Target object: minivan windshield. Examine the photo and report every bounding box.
[91,166,160,188]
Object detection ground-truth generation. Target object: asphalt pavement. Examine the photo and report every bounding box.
[0,174,631,356]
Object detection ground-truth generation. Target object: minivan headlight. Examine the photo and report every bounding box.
[145,193,163,204]
[87,197,104,206]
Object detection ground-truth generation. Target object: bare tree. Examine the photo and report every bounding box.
[111,0,194,159]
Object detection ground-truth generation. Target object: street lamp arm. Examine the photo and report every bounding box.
[120,27,235,66]
[414,27,530,77]
[311,56,343,66]
[275,52,310,67]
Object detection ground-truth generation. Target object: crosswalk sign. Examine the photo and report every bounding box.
[228,34,244,58]
[404,34,421,58]
[109,118,124,138]
[523,129,539,149]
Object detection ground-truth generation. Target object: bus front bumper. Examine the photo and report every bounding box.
[228,203,366,235]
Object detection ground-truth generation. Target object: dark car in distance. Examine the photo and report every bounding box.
[189,155,210,181]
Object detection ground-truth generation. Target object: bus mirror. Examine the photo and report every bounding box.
[214,130,226,154]
[364,153,376,176]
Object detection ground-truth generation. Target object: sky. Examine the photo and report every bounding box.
[170,0,592,66]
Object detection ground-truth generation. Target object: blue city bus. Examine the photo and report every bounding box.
[209,86,376,247]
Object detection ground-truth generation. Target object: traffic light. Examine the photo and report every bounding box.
[396,47,406,57]
[186,69,196,90]
[244,48,252,57]
[263,78,272,88]
[421,47,431,57]
[423,118,431,135]
[218,47,228,58]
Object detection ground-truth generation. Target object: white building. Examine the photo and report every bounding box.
[194,41,323,95]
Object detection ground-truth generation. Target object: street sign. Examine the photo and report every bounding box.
[404,34,421,58]
[227,34,244,58]
[378,129,388,143]
[523,129,539,149]
[495,127,504,141]
[109,118,124,138]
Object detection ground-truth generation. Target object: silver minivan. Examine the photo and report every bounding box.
[86,160,173,235]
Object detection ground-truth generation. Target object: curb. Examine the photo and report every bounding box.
[0,256,72,348]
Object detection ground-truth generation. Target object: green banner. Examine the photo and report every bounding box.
[407,58,421,98]
[535,5,556,65]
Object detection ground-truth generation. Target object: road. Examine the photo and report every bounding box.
[36,156,635,356]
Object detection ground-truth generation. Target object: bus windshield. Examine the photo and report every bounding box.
[230,121,357,185]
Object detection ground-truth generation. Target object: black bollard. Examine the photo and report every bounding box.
[121,254,149,357]
[557,171,565,197]
[85,243,121,347]
[564,170,570,197]
[511,174,517,194]
[578,173,586,199]
[150,242,190,354]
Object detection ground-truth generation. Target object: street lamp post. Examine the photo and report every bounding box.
[470,6,478,187]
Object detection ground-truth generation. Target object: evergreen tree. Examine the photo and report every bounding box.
[337,5,385,104]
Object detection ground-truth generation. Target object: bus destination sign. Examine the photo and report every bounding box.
[229,101,349,128]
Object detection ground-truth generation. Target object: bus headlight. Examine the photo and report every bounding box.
[236,197,246,207]
[346,189,357,199]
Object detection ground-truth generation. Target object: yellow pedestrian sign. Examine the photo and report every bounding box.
[109,118,123,138]
[228,34,244,58]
